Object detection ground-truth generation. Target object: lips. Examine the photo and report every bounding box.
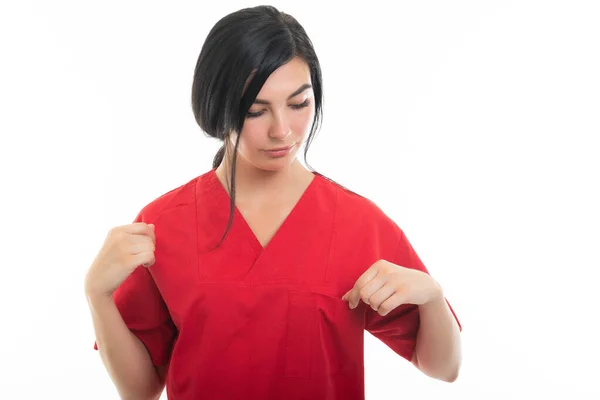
[263,144,295,158]
[266,145,293,152]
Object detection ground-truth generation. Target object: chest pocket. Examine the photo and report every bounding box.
[284,289,365,378]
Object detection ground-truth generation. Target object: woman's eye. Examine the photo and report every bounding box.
[246,110,264,118]
[290,99,310,109]
[246,100,310,119]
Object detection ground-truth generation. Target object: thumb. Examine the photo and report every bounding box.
[148,223,155,230]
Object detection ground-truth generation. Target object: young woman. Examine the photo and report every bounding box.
[85,5,462,400]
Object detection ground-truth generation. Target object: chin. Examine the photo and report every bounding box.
[255,159,296,172]
[250,153,298,172]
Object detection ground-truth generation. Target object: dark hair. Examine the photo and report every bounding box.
[191,5,326,244]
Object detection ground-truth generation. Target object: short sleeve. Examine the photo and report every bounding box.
[93,213,177,367]
[364,229,462,362]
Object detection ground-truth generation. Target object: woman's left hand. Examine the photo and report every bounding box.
[342,260,442,316]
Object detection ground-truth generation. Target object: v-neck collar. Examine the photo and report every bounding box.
[209,168,320,254]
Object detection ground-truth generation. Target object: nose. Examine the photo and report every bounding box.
[269,114,291,140]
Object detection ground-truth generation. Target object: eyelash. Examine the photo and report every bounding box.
[246,99,311,119]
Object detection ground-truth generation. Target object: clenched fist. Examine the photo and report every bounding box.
[84,222,156,298]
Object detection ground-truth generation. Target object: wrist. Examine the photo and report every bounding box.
[85,287,114,306]
[423,277,444,307]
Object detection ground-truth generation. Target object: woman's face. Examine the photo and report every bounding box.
[228,57,315,172]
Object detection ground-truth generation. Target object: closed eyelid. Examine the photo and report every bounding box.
[248,99,310,111]
[253,83,312,105]
[246,99,310,118]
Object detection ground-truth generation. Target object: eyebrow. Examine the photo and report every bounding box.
[253,83,312,105]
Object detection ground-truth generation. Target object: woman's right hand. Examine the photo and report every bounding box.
[84,222,156,298]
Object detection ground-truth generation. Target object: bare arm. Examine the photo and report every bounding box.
[411,291,462,382]
[87,293,165,400]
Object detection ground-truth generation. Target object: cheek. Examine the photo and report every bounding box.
[291,109,315,135]
[238,124,265,152]
[291,117,310,132]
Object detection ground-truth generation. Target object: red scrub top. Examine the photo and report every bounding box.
[94,169,461,399]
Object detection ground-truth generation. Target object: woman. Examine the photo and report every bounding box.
[85,5,462,400]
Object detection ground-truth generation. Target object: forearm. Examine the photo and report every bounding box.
[414,289,462,382]
[87,293,164,400]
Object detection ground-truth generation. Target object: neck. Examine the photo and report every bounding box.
[215,155,309,201]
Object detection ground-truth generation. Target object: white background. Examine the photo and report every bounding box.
[1,1,599,399]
